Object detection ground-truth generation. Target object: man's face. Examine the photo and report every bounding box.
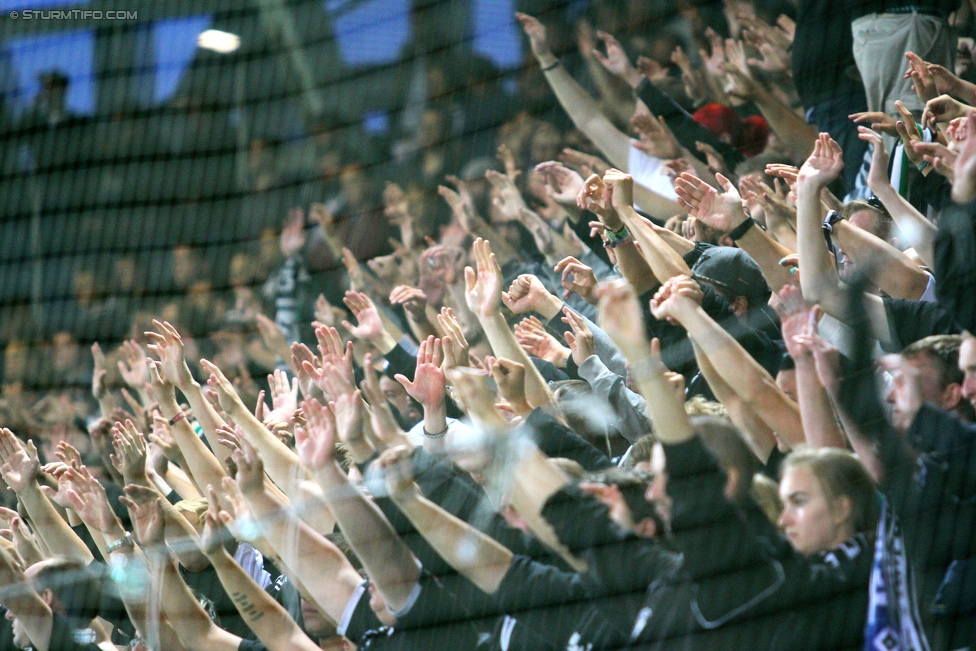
[884,353,950,432]
[300,598,336,639]
[960,337,976,410]
[378,375,421,426]
[7,608,29,649]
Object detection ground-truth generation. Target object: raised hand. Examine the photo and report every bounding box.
[674,172,747,232]
[952,111,976,202]
[562,308,595,366]
[593,30,643,87]
[464,238,503,318]
[490,358,530,412]
[437,307,470,370]
[775,284,817,360]
[904,51,938,103]
[55,441,82,471]
[341,291,384,342]
[91,342,109,402]
[632,113,682,160]
[649,275,704,324]
[501,273,553,315]
[232,438,265,497]
[111,419,149,486]
[534,162,585,207]
[554,256,599,304]
[602,168,634,212]
[514,316,570,367]
[119,485,165,547]
[796,132,844,189]
[378,446,418,501]
[921,94,971,129]
[265,369,299,426]
[62,466,119,534]
[0,429,39,493]
[200,358,246,416]
[295,398,338,471]
[395,337,445,410]
[595,279,650,361]
[314,322,354,376]
[145,320,194,389]
[390,285,428,319]
[849,111,899,136]
[576,173,614,223]
[117,340,150,391]
[515,12,553,59]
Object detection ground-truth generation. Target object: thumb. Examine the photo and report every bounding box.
[715,172,735,193]
[393,374,413,391]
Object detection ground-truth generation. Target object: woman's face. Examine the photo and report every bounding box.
[777,464,851,556]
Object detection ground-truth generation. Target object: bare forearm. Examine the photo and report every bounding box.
[227,405,309,499]
[754,87,818,164]
[209,549,320,651]
[621,208,691,282]
[871,182,936,266]
[794,356,847,449]
[394,491,513,594]
[18,484,93,563]
[158,397,228,497]
[243,488,360,622]
[479,313,554,409]
[177,381,234,470]
[832,221,930,300]
[692,343,778,461]
[314,463,419,610]
[676,302,804,447]
[613,240,659,296]
[735,224,795,293]
[632,183,684,220]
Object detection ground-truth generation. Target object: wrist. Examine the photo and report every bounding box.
[537,294,564,321]
[370,332,398,356]
[624,68,644,89]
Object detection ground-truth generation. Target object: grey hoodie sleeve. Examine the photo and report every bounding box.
[577,354,653,444]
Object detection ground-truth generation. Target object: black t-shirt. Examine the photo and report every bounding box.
[881,296,960,352]
[933,201,976,334]
[344,573,481,651]
[238,640,267,651]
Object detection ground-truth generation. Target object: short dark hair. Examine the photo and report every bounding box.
[30,558,103,628]
[901,334,963,387]
[842,200,894,242]
[692,416,761,504]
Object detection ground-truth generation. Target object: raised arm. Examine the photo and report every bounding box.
[596,280,695,445]
[0,429,93,564]
[296,399,420,612]
[516,12,631,168]
[200,495,321,651]
[776,286,848,450]
[859,127,936,266]
[675,171,794,293]
[146,320,234,471]
[200,359,310,501]
[795,134,890,342]
[653,276,805,449]
[124,493,242,651]
[380,446,514,594]
[143,357,228,499]
[231,448,362,624]
[466,238,556,410]
[605,169,692,283]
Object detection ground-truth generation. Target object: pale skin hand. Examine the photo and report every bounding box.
[490,358,532,416]
[111,419,150,487]
[437,307,470,370]
[554,256,599,304]
[117,340,150,393]
[0,429,39,494]
[595,279,651,362]
[464,238,504,319]
[341,291,384,342]
[674,172,748,233]
[534,162,585,209]
[562,308,595,366]
[145,320,195,389]
[395,337,445,410]
[294,398,338,472]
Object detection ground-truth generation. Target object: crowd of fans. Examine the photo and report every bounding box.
[1,0,976,649]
